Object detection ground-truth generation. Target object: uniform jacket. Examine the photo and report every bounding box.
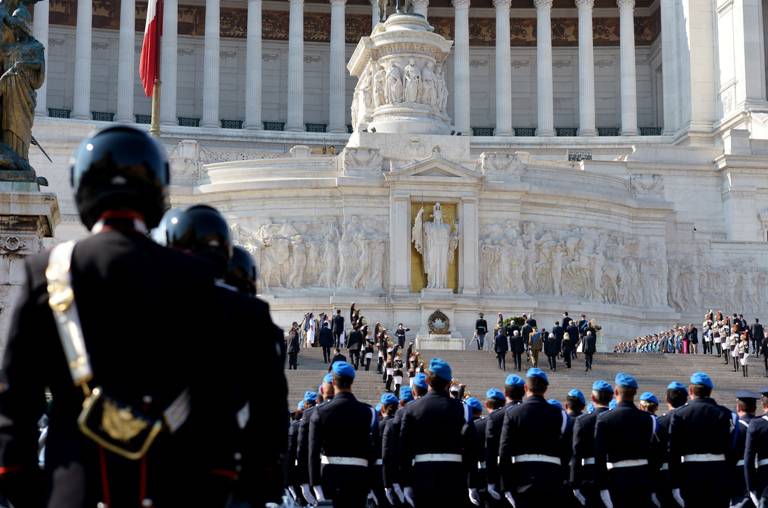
[318,326,334,348]
[287,330,301,353]
[494,331,509,353]
[332,315,345,335]
[475,319,488,335]
[571,406,609,487]
[485,402,521,487]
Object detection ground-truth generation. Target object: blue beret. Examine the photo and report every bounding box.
[640,392,659,404]
[486,388,505,401]
[505,374,525,386]
[568,389,586,405]
[548,399,563,409]
[297,401,305,410]
[323,373,334,384]
[381,393,399,406]
[690,372,713,389]
[614,372,638,389]
[332,361,356,379]
[592,380,613,393]
[400,386,414,401]
[304,391,318,403]
[375,403,382,413]
[465,397,483,412]
[412,373,428,390]
[609,399,617,410]
[526,368,548,383]
[667,381,686,391]
[586,403,595,414]
[429,358,452,381]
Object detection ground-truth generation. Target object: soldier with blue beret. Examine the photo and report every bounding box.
[572,380,613,507]
[296,373,335,504]
[729,390,758,507]
[745,387,768,507]
[485,375,526,505]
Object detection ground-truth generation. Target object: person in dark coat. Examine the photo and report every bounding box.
[287,322,301,370]
[328,348,347,372]
[751,318,765,355]
[332,309,345,348]
[544,333,559,371]
[347,325,364,370]
[509,331,525,372]
[583,331,597,372]
[561,332,574,369]
[494,329,509,370]
[319,321,334,363]
[566,321,580,360]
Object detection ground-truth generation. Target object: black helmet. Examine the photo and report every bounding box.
[71,126,169,230]
[226,245,258,295]
[159,205,233,275]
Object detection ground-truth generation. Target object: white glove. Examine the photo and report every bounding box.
[751,491,760,507]
[487,484,502,501]
[385,488,396,506]
[651,493,661,508]
[504,491,517,507]
[672,488,685,507]
[469,488,481,506]
[404,486,416,507]
[573,489,586,506]
[368,490,379,506]
[600,489,614,508]
[313,485,326,503]
[301,484,317,505]
[393,483,405,503]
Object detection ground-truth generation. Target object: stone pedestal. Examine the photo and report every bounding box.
[414,298,465,350]
[416,333,465,350]
[0,191,59,349]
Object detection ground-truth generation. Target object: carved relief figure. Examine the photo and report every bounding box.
[373,63,386,108]
[435,63,449,111]
[420,61,437,107]
[403,58,421,103]
[385,62,403,104]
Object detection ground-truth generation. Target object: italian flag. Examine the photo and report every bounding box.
[139,0,163,97]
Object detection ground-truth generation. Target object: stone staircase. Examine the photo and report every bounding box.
[286,346,768,408]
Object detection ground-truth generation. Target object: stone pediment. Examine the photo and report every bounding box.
[385,154,482,184]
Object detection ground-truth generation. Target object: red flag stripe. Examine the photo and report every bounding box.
[139,0,163,97]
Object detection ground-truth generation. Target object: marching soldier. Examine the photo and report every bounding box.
[0,126,237,506]
[745,388,768,507]
[593,373,657,507]
[654,381,688,508]
[308,361,378,507]
[486,375,525,505]
[477,388,505,506]
[572,380,613,507]
[287,398,311,502]
[499,368,569,507]
[668,372,734,507]
[731,390,757,508]
[399,358,479,507]
[375,392,399,506]
[297,373,334,504]
[383,386,415,506]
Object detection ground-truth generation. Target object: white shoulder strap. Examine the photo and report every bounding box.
[46,241,93,388]
[560,410,568,435]
[650,414,658,441]
[740,419,750,428]
[464,402,472,424]
[370,406,377,431]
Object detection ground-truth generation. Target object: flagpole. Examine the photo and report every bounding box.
[150,78,161,137]
[149,0,163,138]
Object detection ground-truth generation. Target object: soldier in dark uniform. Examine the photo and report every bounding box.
[668,372,734,508]
[297,373,334,504]
[572,380,613,508]
[474,389,504,506]
[309,361,377,508]
[745,388,768,506]
[476,313,489,351]
[499,368,569,508]
[593,373,657,507]
[399,358,479,507]
[287,399,309,503]
[0,126,237,507]
[731,390,757,508]
[332,309,345,348]
[654,381,688,508]
[374,392,399,507]
[383,385,415,506]
[486,375,525,505]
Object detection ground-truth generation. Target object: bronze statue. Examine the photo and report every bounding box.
[0,0,44,173]
[377,0,390,23]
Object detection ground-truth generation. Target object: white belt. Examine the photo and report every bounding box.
[413,453,462,464]
[321,455,368,467]
[681,454,726,463]
[374,459,383,466]
[758,458,768,468]
[512,454,561,466]
[607,459,648,470]
[478,461,487,470]
[736,459,745,467]
[581,457,596,466]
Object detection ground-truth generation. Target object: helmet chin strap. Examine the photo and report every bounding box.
[92,211,148,235]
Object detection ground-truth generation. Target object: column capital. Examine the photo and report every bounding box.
[533,0,553,9]
[493,0,510,9]
[452,0,470,10]
[289,0,303,5]
[575,0,594,9]
[616,0,634,11]
[330,0,346,5]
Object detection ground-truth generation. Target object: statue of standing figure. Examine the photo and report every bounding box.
[385,62,403,104]
[412,203,459,289]
[0,0,44,172]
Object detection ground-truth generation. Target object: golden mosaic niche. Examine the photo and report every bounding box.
[410,201,458,294]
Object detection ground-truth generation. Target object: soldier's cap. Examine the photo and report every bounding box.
[505,374,525,387]
[609,399,618,410]
[323,373,334,384]
[297,401,305,410]
[640,392,659,405]
[381,393,399,406]
[399,386,414,402]
[304,391,318,403]
[736,390,760,401]
[689,371,713,389]
[375,403,382,413]
[486,388,505,401]
[667,381,687,391]
[548,399,563,409]
[465,397,483,412]
[526,368,549,384]
[332,361,356,379]
[614,372,638,389]
[428,358,452,381]
[568,389,586,405]
[412,373,428,390]
[592,380,613,393]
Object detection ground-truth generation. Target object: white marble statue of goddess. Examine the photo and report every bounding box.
[412,202,459,289]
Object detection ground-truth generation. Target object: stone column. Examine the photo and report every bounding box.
[412,0,429,18]
[452,0,470,135]
[160,0,178,125]
[115,0,135,123]
[660,0,678,134]
[244,0,263,129]
[328,0,347,133]
[370,0,379,28]
[535,0,554,136]
[72,0,92,119]
[733,0,767,107]
[460,198,479,295]
[32,1,49,116]
[494,0,513,136]
[618,0,638,135]
[390,196,411,295]
[576,0,596,135]
[286,0,305,131]
[201,0,220,128]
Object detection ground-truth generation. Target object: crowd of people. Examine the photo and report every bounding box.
[614,311,768,377]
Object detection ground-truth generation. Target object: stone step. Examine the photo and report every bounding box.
[285,347,767,408]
